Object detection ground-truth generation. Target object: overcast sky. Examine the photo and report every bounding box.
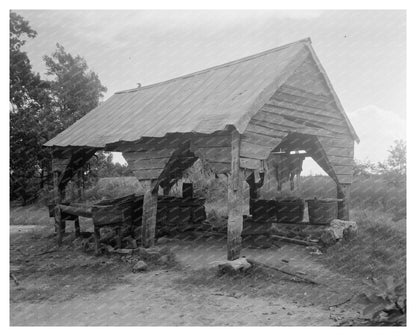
[16,10,406,174]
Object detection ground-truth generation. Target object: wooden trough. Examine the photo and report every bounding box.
[49,192,206,253]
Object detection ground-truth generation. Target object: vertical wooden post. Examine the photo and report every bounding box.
[74,168,83,237]
[182,182,193,199]
[337,183,351,220]
[76,168,84,201]
[93,226,101,255]
[227,129,244,261]
[74,218,81,238]
[141,179,158,248]
[53,171,65,245]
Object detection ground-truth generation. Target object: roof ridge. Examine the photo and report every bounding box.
[115,37,312,94]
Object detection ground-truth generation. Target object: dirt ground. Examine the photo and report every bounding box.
[10,222,367,326]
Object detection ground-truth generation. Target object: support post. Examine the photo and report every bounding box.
[76,168,84,201]
[182,182,193,199]
[53,171,65,245]
[141,179,158,248]
[227,130,244,261]
[74,168,83,237]
[94,226,101,255]
[337,183,351,220]
[74,218,81,238]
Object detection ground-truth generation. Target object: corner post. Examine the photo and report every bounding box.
[337,183,351,220]
[53,170,65,245]
[74,168,84,237]
[76,168,84,201]
[141,179,158,248]
[227,129,244,261]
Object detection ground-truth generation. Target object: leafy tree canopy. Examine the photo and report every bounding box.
[43,44,107,129]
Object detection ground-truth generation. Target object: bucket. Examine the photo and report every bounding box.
[306,198,338,224]
[276,198,305,223]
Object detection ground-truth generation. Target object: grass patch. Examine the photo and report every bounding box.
[10,205,50,226]
[316,209,406,280]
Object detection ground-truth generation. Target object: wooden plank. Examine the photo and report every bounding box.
[305,44,360,142]
[327,156,354,166]
[92,206,126,226]
[54,205,65,246]
[337,184,351,220]
[192,134,231,148]
[240,158,263,170]
[53,170,65,246]
[241,131,281,147]
[133,169,164,180]
[324,147,354,157]
[123,149,175,161]
[193,146,231,163]
[270,99,343,120]
[253,111,337,137]
[262,104,348,128]
[318,137,354,149]
[285,57,330,95]
[59,204,92,218]
[128,158,171,170]
[273,91,335,111]
[279,84,332,103]
[128,135,193,151]
[333,165,353,175]
[207,162,230,174]
[245,122,288,139]
[282,116,349,135]
[240,141,273,160]
[253,111,298,129]
[141,180,158,248]
[227,130,243,261]
[337,174,353,184]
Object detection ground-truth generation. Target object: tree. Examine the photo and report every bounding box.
[378,140,406,187]
[84,152,133,184]
[43,44,107,130]
[10,11,53,204]
[353,159,376,177]
[10,12,108,204]
[43,44,108,189]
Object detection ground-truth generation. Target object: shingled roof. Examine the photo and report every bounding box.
[44,38,358,148]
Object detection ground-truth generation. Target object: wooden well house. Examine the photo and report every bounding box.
[44,38,359,260]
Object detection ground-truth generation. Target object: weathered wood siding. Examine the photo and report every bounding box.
[190,133,232,174]
[241,55,354,184]
[318,136,354,184]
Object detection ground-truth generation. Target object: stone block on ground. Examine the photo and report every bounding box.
[320,219,357,246]
[217,257,252,274]
[134,246,174,264]
[123,237,138,249]
[132,260,148,272]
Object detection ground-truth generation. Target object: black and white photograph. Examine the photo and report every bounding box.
[7,7,408,327]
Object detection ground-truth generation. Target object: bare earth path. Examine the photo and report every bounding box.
[10,226,362,326]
